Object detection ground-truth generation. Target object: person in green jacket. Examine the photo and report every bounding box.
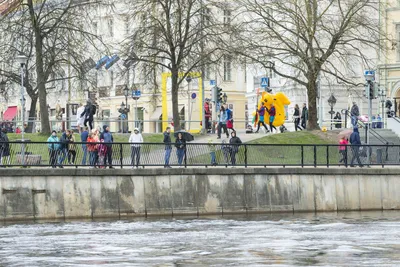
[47,130,60,168]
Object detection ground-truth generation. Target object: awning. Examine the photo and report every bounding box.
[2,106,17,121]
[150,107,162,120]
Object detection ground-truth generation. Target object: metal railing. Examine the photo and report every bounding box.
[0,141,399,168]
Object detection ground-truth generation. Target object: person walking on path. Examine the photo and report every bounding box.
[293,104,302,131]
[87,132,98,168]
[208,139,217,166]
[67,130,76,165]
[81,127,89,165]
[76,103,85,133]
[0,128,10,167]
[266,103,277,133]
[163,127,172,168]
[339,136,348,165]
[57,131,69,168]
[129,128,143,169]
[226,106,235,134]
[175,132,186,167]
[47,130,60,168]
[350,102,360,127]
[349,127,363,167]
[217,106,229,139]
[229,131,242,166]
[100,125,114,169]
[255,102,269,133]
[301,103,308,130]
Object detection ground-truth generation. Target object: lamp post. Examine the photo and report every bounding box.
[16,54,28,166]
[186,76,192,131]
[327,94,337,130]
[123,85,130,133]
[379,89,387,128]
[131,85,140,129]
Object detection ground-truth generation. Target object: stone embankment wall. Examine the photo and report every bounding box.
[0,168,399,221]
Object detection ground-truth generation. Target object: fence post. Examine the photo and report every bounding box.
[313,145,317,167]
[345,146,348,168]
[184,148,187,168]
[244,144,248,168]
[326,145,329,168]
[119,143,123,169]
[301,145,304,168]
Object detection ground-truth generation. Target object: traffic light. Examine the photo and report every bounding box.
[216,87,223,103]
[365,81,378,99]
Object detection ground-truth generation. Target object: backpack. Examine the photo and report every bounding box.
[91,105,97,115]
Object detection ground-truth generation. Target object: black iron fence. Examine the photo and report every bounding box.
[0,141,399,168]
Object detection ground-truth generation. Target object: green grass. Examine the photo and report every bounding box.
[248,131,333,145]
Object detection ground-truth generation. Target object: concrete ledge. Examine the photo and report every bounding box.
[1,167,399,177]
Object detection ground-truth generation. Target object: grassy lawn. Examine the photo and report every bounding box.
[248,131,334,145]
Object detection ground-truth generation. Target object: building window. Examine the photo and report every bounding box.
[223,55,232,81]
[223,9,231,26]
[108,18,114,37]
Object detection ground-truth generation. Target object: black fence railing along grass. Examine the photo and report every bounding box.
[0,141,399,168]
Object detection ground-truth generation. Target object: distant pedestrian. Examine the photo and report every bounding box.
[334,112,342,129]
[350,102,359,127]
[47,130,60,168]
[87,132,98,168]
[81,127,89,165]
[76,103,85,133]
[67,130,76,165]
[301,103,308,130]
[229,131,242,166]
[57,131,69,168]
[0,128,10,167]
[97,139,108,169]
[226,106,235,133]
[266,103,277,133]
[349,127,363,167]
[293,104,302,131]
[208,139,217,166]
[163,127,172,168]
[80,100,96,130]
[339,136,348,165]
[129,128,143,169]
[175,132,186,167]
[217,106,229,139]
[100,125,114,169]
[255,102,269,133]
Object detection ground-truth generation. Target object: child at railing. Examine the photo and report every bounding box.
[339,136,348,165]
[208,139,217,166]
[98,139,108,169]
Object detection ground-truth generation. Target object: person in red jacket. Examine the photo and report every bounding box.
[266,103,277,133]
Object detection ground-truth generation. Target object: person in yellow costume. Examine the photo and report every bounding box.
[253,91,291,130]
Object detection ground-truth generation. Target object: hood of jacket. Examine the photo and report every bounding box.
[103,125,108,132]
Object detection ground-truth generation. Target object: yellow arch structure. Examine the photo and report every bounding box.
[161,72,203,132]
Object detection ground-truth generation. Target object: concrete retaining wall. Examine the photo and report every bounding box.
[1,168,399,221]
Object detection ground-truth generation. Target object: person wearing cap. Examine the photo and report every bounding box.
[129,128,143,169]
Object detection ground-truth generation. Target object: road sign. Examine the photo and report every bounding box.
[210,80,216,86]
[261,77,269,87]
[191,92,197,99]
[132,90,141,100]
[364,70,375,81]
[121,114,127,120]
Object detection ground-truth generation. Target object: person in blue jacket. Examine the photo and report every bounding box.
[47,130,60,168]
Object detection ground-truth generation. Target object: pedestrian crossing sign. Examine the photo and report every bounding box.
[261,77,269,87]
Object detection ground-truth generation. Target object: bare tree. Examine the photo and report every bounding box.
[233,0,382,129]
[0,0,106,133]
[123,0,227,131]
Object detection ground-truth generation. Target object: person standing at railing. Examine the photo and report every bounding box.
[293,104,302,131]
[175,132,186,167]
[163,127,172,168]
[47,130,60,168]
[217,106,229,139]
[229,131,242,166]
[350,102,359,127]
[100,125,114,169]
[339,136,348,165]
[57,131,69,168]
[67,130,76,165]
[92,129,100,166]
[0,128,10,167]
[208,139,217,166]
[87,132,98,168]
[266,103,277,133]
[301,103,308,130]
[129,128,143,169]
[349,127,363,168]
[255,102,269,133]
[81,127,89,165]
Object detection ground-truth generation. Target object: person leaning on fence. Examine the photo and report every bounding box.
[47,131,60,168]
[81,127,89,165]
[339,136,348,165]
[57,131,69,168]
[0,128,10,167]
[87,132,98,168]
[175,132,186,167]
[208,139,217,166]
[229,131,242,166]
[221,139,231,165]
[67,130,76,165]
[100,125,114,169]
[129,128,143,169]
[163,127,172,168]
[97,139,108,169]
[349,127,363,168]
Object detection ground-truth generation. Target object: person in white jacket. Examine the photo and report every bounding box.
[129,128,143,168]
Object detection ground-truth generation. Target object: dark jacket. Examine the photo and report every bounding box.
[350,128,361,146]
[350,104,360,117]
[100,125,113,147]
[293,108,300,117]
[301,107,308,120]
[230,135,242,153]
[175,138,186,150]
[163,131,172,149]
[81,104,94,119]
[59,132,69,150]
[0,131,10,156]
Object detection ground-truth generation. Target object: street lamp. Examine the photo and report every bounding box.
[16,54,28,166]
[223,93,228,104]
[327,94,337,130]
[379,89,387,128]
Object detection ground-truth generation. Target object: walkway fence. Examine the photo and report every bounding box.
[1,142,399,168]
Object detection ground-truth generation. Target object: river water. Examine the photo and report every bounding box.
[1,211,400,266]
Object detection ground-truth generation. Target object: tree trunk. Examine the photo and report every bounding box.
[171,68,181,131]
[306,79,319,130]
[26,96,37,133]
